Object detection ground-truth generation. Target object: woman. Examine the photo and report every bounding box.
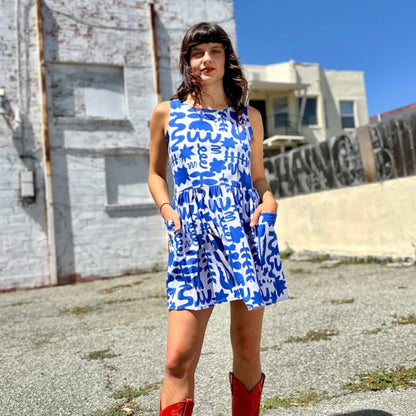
[148,22,288,416]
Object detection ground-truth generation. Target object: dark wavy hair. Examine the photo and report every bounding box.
[173,22,248,118]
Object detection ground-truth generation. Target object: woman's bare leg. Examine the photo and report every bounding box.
[230,300,264,390]
[160,307,213,410]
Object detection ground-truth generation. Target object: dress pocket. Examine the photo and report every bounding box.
[257,213,278,266]
[165,220,187,257]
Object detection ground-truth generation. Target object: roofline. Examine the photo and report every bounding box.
[248,80,309,92]
[370,102,416,121]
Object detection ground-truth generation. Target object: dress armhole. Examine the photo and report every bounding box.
[244,106,254,139]
[165,100,175,144]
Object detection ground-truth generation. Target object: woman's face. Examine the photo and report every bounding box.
[189,42,225,86]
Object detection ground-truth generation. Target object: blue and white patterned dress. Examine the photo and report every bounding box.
[165,99,288,310]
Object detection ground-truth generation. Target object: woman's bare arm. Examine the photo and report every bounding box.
[248,106,278,226]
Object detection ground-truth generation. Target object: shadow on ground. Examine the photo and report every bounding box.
[332,410,392,416]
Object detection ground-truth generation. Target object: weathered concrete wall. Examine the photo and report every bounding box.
[265,111,416,198]
[276,176,416,259]
[0,0,236,289]
[42,0,162,282]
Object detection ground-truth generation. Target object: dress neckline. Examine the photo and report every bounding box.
[180,99,230,112]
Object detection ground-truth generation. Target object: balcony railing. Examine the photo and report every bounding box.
[266,114,303,138]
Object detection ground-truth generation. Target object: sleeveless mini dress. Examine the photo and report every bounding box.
[165,99,288,310]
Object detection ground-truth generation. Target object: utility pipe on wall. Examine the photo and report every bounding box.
[34,0,58,285]
[150,3,161,104]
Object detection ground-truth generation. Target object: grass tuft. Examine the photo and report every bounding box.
[260,389,327,413]
[310,254,331,263]
[95,382,161,416]
[260,345,280,352]
[98,281,142,294]
[83,349,120,360]
[11,301,32,306]
[365,328,383,335]
[111,382,162,400]
[285,329,338,343]
[63,305,99,315]
[342,365,416,393]
[280,245,294,260]
[330,299,355,305]
[151,264,161,273]
[105,298,136,305]
[289,268,308,274]
[393,314,416,325]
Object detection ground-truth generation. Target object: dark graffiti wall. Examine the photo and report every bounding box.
[264,111,416,198]
[369,113,416,180]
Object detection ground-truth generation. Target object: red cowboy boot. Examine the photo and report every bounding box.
[159,398,194,416]
[229,372,265,416]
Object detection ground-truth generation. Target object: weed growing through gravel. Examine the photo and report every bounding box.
[11,301,32,306]
[329,299,355,305]
[285,329,338,343]
[341,256,392,265]
[111,382,161,400]
[317,256,394,269]
[260,345,280,352]
[98,281,143,294]
[97,404,136,416]
[393,314,416,325]
[280,246,294,260]
[105,298,136,305]
[260,365,416,414]
[260,389,328,413]
[62,305,99,315]
[365,327,383,335]
[83,349,120,360]
[96,382,162,416]
[342,365,416,393]
[289,268,308,274]
[310,254,331,263]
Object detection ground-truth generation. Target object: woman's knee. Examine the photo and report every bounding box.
[164,347,198,378]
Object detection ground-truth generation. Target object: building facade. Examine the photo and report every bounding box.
[0,0,236,290]
[243,61,369,154]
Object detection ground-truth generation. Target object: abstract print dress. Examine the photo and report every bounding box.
[165,99,288,310]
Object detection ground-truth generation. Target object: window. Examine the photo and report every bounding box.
[298,97,317,126]
[340,101,355,129]
[273,97,289,129]
[51,64,126,119]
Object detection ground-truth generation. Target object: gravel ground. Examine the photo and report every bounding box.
[0,260,415,416]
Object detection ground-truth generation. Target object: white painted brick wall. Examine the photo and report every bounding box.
[0,0,236,289]
[0,0,50,290]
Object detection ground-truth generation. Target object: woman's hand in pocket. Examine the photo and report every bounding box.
[250,197,278,227]
[161,204,182,232]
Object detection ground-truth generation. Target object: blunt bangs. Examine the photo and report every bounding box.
[183,23,230,61]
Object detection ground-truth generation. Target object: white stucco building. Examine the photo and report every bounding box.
[244,61,369,154]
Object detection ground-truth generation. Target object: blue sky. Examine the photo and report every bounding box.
[234,0,416,117]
